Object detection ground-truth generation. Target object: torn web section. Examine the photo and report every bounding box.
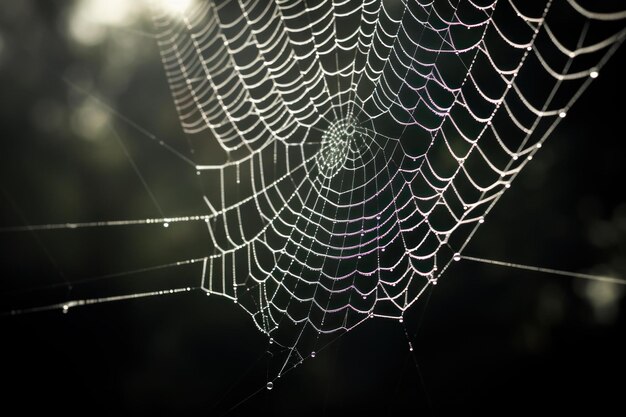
[199,139,316,298]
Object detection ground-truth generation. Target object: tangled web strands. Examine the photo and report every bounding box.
[153,0,625,365]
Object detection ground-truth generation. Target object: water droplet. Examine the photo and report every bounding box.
[163,222,169,228]
[559,111,567,118]
[62,305,69,314]
[478,217,484,224]
[590,69,599,79]
[269,338,274,344]
[453,253,461,261]
[266,381,274,390]
[311,351,316,358]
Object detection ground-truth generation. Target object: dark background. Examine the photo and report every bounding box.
[0,1,624,416]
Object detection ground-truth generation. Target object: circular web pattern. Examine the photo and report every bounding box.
[152,0,625,367]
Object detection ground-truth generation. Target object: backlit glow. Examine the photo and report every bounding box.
[158,0,194,14]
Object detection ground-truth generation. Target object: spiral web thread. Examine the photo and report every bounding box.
[148,0,626,372]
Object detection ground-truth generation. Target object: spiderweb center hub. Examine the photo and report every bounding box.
[317,118,357,178]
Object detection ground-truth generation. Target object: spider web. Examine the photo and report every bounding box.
[1,0,624,381]
[149,0,625,373]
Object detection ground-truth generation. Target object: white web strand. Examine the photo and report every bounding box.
[2,0,625,376]
[461,256,626,286]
